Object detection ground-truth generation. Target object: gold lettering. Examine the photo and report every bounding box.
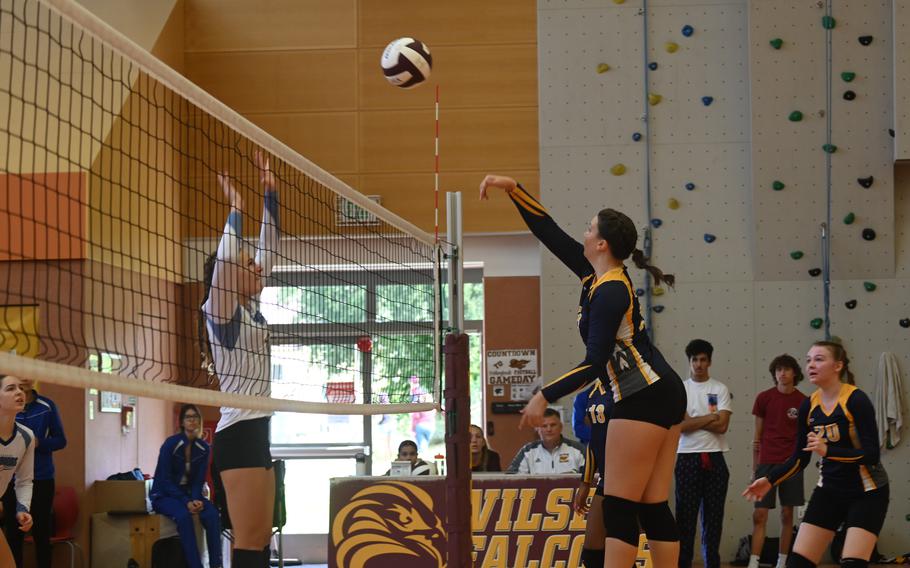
[567,534,586,568]
[472,488,500,530]
[513,534,537,568]
[480,535,510,568]
[541,534,571,568]
[513,488,542,531]
[471,534,486,563]
[494,489,519,531]
[543,488,573,531]
[825,423,841,442]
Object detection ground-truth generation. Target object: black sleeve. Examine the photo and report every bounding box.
[826,390,881,464]
[509,184,593,280]
[541,282,628,401]
[767,398,813,486]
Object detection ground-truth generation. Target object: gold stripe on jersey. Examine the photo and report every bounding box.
[583,446,595,484]
[544,365,593,392]
[773,461,803,487]
[511,187,548,217]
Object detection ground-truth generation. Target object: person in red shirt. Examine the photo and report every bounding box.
[749,354,807,568]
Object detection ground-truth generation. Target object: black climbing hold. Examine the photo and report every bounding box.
[648,62,658,71]
[900,318,910,328]
[843,90,856,101]
[862,228,876,241]
[889,128,895,137]
[633,132,642,141]
[650,218,663,228]
[857,176,873,188]
[636,288,645,297]
[701,96,714,106]
[808,268,822,277]
[704,233,716,243]
[653,305,665,313]
[845,300,857,310]
[682,25,694,37]
[858,35,873,46]
[685,182,695,191]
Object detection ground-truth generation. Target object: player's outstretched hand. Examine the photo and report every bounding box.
[519,391,548,430]
[479,174,517,200]
[256,150,277,192]
[217,172,242,211]
[742,477,771,502]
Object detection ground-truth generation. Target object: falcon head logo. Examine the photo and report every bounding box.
[332,481,446,568]
[509,359,531,370]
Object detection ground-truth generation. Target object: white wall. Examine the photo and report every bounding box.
[539,0,909,558]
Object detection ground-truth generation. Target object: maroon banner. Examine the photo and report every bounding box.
[328,474,652,568]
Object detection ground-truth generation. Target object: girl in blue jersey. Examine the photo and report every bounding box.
[480,175,687,568]
[201,151,279,568]
[743,342,889,568]
[0,375,34,567]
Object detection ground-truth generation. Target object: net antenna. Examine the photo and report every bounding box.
[0,0,442,415]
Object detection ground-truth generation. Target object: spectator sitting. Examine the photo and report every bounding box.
[469,424,502,472]
[385,440,433,476]
[506,408,585,474]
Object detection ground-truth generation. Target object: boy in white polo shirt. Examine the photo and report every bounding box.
[675,339,733,568]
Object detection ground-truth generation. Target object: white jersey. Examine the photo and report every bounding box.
[204,190,279,432]
[0,424,35,513]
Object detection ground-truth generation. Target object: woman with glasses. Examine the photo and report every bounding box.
[150,404,222,568]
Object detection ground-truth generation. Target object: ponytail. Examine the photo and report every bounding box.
[631,249,675,288]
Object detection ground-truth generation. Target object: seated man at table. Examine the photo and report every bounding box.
[506,408,585,474]
[384,440,434,476]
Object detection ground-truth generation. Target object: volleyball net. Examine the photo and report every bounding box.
[0,0,445,414]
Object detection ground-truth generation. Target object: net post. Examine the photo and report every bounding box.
[444,332,471,567]
[445,191,464,334]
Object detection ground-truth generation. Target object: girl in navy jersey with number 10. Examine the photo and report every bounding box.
[743,342,889,568]
[480,175,687,568]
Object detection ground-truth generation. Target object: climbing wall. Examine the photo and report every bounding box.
[537,0,910,558]
[894,1,910,161]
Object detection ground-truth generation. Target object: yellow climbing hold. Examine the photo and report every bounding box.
[648,93,663,106]
[613,0,625,3]
[668,198,680,210]
[610,164,626,176]
[652,286,665,296]
[597,63,611,74]
[665,42,679,53]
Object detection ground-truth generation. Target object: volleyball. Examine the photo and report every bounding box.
[380,37,432,89]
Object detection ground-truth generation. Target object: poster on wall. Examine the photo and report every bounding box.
[100,391,122,413]
[486,349,538,389]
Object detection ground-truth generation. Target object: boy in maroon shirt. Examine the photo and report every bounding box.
[749,354,807,568]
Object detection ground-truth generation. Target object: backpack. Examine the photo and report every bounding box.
[151,536,190,568]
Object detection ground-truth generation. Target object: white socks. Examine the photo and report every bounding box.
[776,553,788,568]
[748,554,761,568]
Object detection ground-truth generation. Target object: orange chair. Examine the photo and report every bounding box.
[25,486,83,568]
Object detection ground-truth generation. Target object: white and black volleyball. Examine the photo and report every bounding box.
[380,37,433,89]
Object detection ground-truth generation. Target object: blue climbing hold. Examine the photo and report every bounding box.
[704,233,716,243]
[702,96,714,106]
[653,305,665,313]
[685,182,695,191]
[682,25,694,37]
[632,132,642,141]
[648,62,658,71]
[635,288,645,297]
[650,218,663,228]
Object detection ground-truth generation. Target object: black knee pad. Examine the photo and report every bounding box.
[581,548,605,568]
[841,559,868,568]
[638,501,679,542]
[232,548,264,568]
[601,495,640,547]
[786,552,817,568]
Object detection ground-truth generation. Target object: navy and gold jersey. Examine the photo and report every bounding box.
[508,184,677,403]
[769,384,888,493]
[581,379,613,493]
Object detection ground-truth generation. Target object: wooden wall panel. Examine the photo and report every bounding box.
[249,112,358,173]
[186,50,357,113]
[185,0,357,52]
[0,173,86,261]
[360,108,538,173]
[358,44,538,110]
[358,0,536,47]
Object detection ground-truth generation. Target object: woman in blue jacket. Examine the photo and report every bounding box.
[2,377,65,568]
[151,404,222,568]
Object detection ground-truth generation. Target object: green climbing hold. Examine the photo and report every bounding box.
[810,318,824,329]
[822,16,836,29]
[864,281,877,292]
[790,251,804,260]
[769,38,783,50]
[788,111,803,122]
[823,144,837,153]
[841,71,856,82]
[843,212,855,225]
[772,180,785,191]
